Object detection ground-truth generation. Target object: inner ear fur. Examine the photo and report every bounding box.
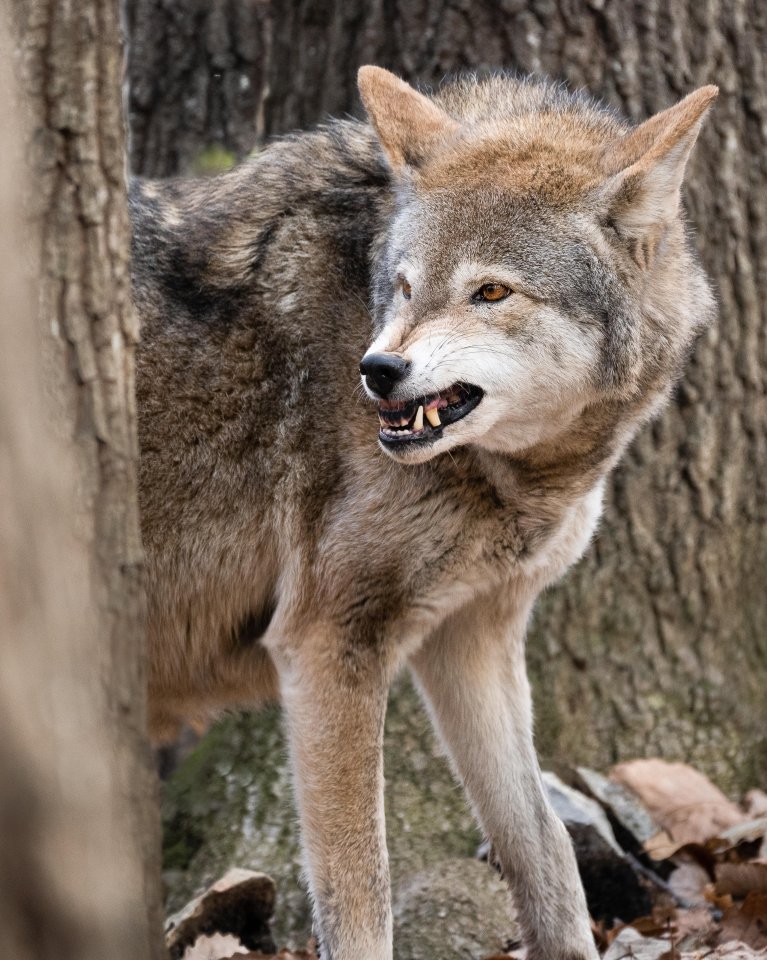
[358,65,459,171]
[600,85,718,236]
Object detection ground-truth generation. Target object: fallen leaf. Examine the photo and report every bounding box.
[717,864,767,900]
[631,904,678,939]
[719,893,767,950]
[711,819,767,868]
[603,926,670,960]
[591,916,611,953]
[745,793,767,820]
[645,829,689,861]
[705,884,735,912]
[717,819,767,849]
[182,934,248,960]
[672,906,719,952]
[227,951,318,960]
[712,940,767,957]
[611,760,747,853]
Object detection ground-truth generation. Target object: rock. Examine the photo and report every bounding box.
[383,680,482,885]
[392,858,518,960]
[162,705,309,946]
[575,766,661,851]
[163,677,481,947]
[165,868,276,959]
[542,771,653,923]
[543,771,624,854]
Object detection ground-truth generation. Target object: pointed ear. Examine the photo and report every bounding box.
[600,85,718,235]
[358,66,459,172]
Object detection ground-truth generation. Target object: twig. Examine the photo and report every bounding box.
[625,852,696,910]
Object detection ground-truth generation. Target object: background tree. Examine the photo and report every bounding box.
[0,1,164,957]
[125,0,766,793]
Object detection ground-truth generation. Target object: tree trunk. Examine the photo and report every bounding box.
[0,2,164,958]
[125,0,767,793]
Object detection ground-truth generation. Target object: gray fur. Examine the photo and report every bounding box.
[132,69,716,960]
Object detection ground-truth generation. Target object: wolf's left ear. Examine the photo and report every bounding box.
[358,66,459,172]
[600,85,718,236]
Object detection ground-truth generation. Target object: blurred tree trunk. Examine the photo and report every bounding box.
[125,0,767,793]
[0,2,165,958]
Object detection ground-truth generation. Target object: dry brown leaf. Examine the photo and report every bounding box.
[630,905,678,939]
[719,893,767,950]
[706,884,735,912]
[610,760,747,853]
[627,904,719,954]
[717,863,767,899]
[646,829,687,861]
[591,916,611,953]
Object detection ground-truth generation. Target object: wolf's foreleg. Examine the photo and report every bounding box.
[409,593,598,960]
[275,629,393,960]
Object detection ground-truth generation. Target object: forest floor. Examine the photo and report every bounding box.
[169,759,767,960]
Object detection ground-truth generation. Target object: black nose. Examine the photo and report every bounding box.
[359,352,410,398]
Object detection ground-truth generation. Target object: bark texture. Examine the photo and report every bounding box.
[126,0,767,791]
[0,1,164,957]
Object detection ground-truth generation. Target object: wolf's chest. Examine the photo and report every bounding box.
[324,480,604,648]
[410,492,600,612]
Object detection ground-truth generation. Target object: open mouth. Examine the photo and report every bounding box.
[377,383,484,447]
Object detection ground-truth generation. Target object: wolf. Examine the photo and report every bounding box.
[131,66,717,960]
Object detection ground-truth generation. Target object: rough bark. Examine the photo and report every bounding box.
[126,0,767,792]
[0,1,164,957]
[125,0,273,177]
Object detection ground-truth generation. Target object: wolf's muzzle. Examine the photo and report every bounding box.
[359,352,410,398]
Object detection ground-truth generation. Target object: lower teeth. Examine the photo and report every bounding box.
[379,389,467,438]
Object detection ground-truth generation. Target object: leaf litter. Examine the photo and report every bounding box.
[171,759,766,959]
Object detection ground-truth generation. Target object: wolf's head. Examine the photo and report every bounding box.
[357,67,717,465]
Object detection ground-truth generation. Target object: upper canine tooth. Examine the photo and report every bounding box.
[425,408,441,428]
[413,405,424,431]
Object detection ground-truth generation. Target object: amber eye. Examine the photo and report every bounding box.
[400,278,412,300]
[474,282,511,303]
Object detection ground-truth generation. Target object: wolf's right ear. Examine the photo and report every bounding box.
[599,85,718,237]
[358,66,459,172]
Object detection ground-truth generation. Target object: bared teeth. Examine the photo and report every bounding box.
[378,384,473,439]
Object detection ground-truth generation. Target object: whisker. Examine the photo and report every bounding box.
[350,380,370,404]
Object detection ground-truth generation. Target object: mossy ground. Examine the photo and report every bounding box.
[162,677,482,947]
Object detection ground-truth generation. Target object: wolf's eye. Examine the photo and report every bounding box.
[474,283,512,303]
[400,277,412,300]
